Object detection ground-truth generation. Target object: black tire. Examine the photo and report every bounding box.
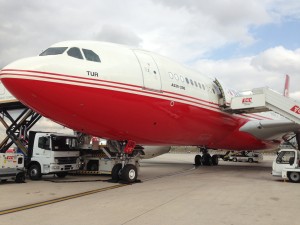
[232,158,237,162]
[202,153,212,166]
[212,155,219,165]
[15,172,26,183]
[248,158,254,163]
[28,164,42,180]
[288,172,300,183]
[56,172,68,178]
[195,155,202,166]
[120,164,137,183]
[1,179,8,183]
[111,163,122,181]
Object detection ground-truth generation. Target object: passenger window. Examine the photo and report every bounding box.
[39,47,68,56]
[198,82,202,89]
[174,74,179,80]
[67,47,83,59]
[82,49,101,62]
[190,79,194,86]
[195,81,198,87]
[180,75,184,82]
[202,84,205,90]
[185,78,189,84]
[169,72,174,79]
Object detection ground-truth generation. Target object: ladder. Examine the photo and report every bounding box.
[225,87,300,124]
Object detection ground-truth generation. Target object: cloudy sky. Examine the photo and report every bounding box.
[1,0,300,135]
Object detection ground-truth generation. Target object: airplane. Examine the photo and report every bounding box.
[1,41,300,182]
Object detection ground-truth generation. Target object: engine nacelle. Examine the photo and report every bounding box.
[134,146,171,159]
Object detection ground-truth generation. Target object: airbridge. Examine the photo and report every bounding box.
[223,87,300,125]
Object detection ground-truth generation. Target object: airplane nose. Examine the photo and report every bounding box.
[0,57,49,109]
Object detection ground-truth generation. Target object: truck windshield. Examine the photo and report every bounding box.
[276,151,295,164]
[51,136,78,151]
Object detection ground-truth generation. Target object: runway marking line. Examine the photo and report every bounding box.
[0,183,127,216]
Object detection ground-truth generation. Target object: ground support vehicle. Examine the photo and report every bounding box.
[26,131,80,180]
[0,153,25,183]
[76,144,140,180]
[230,151,263,163]
[272,148,300,182]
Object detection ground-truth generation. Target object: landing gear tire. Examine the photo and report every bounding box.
[15,172,26,183]
[111,163,122,181]
[202,153,212,166]
[195,155,202,166]
[288,172,300,183]
[56,172,68,178]
[211,155,219,165]
[28,164,42,180]
[120,164,137,183]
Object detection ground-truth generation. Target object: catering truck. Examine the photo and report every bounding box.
[0,153,25,183]
[26,131,80,180]
[272,149,300,183]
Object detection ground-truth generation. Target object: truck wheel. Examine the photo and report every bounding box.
[232,158,237,162]
[120,164,137,183]
[111,163,122,181]
[56,172,68,178]
[248,158,254,163]
[194,155,202,166]
[15,172,26,183]
[28,164,42,180]
[288,172,300,183]
[212,155,219,165]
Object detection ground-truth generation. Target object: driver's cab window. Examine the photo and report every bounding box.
[276,151,295,164]
[38,136,50,150]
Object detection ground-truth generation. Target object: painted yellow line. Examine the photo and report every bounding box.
[0,184,127,216]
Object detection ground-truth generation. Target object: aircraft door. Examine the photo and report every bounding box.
[134,50,162,92]
[214,78,235,108]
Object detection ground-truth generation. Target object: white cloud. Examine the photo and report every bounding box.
[193,46,300,100]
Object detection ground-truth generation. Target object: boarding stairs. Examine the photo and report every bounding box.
[221,87,300,125]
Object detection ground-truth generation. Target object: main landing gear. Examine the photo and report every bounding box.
[194,147,219,166]
[107,140,140,183]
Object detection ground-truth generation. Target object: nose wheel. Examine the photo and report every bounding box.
[108,140,139,183]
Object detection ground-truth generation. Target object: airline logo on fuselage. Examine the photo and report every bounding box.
[242,97,252,105]
[290,105,300,114]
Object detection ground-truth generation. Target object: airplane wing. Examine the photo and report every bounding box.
[239,119,300,140]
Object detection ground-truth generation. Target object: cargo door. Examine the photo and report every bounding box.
[134,50,162,92]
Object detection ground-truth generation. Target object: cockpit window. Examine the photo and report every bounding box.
[39,47,68,56]
[67,47,84,59]
[82,49,101,62]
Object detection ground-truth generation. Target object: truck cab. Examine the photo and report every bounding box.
[272,149,300,182]
[26,131,80,180]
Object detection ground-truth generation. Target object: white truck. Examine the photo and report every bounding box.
[230,151,263,163]
[0,153,26,183]
[272,148,300,183]
[26,131,80,180]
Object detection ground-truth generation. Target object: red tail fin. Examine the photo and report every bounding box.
[283,74,290,97]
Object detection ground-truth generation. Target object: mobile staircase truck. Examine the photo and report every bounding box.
[0,152,25,183]
[26,131,80,180]
[272,148,300,182]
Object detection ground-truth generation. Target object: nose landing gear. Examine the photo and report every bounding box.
[108,140,139,183]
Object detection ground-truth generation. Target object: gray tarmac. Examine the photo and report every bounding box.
[0,153,299,225]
